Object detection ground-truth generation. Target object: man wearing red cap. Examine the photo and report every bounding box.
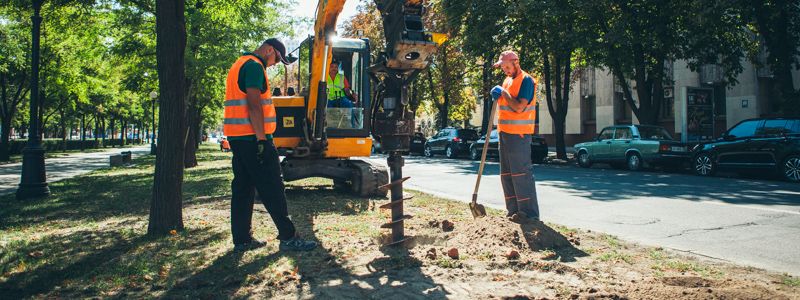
[490,50,540,223]
[223,38,317,252]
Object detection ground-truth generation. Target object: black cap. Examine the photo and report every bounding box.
[262,38,290,65]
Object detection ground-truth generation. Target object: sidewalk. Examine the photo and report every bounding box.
[0,146,150,196]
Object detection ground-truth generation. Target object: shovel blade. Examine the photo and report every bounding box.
[470,194,487,218]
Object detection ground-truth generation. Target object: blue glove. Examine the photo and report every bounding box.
[490,86,504,100]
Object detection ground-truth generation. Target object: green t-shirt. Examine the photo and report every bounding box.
[230,52,271,141]
[238,52,268,93]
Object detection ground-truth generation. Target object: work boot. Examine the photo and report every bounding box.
[279,237,317,252]
[233,238,267,253]
[508,211,528,224]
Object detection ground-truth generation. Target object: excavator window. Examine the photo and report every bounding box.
[326,51,365,130]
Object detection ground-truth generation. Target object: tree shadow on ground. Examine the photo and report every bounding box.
[0,163,232,231]
[0,226,224,299]
[160,183,447,299]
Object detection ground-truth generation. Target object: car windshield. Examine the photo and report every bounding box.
[458,129,478,140]
[636,126,673,140]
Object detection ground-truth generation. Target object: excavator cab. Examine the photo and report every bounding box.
[274,36,373,158]
[273,36,388,197]
[272,0,441,245]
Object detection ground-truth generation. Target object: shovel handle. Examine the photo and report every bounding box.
[472,99,500,198]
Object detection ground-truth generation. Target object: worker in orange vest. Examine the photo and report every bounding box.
[223,38,316,252]
[220,137,231,152]
[490,50,540,223]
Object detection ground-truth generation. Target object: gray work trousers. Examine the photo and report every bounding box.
[499,132,540,218]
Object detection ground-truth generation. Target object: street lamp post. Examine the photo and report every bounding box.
[17,0,50,200]
[150,91,157,155]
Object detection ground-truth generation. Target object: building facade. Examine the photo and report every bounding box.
[537,57,800,146]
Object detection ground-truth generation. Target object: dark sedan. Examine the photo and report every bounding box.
[409,132,426,155]
[469,129,549,163]
[692,118,800,182]
[424,127,479,158]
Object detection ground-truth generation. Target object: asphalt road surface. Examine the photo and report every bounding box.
[0,146,150,196]
[373,154,800,276]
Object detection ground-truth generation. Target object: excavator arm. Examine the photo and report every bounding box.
[302,0,441,246]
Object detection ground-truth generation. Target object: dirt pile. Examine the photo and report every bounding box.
[421,215,575,259]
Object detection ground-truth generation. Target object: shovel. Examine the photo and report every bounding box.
[470,98,499,218]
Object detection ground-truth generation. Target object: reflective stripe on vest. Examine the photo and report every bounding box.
[223,55,277,136]
[498,70,536,134]
[224,99,273,107]
[223,117,278,124]
[499,105,536,112]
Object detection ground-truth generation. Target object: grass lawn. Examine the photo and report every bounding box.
[1,144,798,299]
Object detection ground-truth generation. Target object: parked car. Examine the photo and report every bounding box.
[530,135,549,164]
[469,129,548,163]
[692,118,800,182]
[409,132,426,155]
[573,125,690,171]
[424,127,479,158]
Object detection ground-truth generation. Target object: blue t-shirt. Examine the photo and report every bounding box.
[517,76,535,104]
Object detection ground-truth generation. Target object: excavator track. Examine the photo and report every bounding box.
[349,159,389,198]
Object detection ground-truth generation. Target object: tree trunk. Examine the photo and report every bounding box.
[183,95,199,168]
[122,120,127,145]
[481,59,492,135]
[101,117,106,147]
[94,114,99,143]
[110,117,115,147]
[0,118,12,161]
[60,110,66,151]
[543,53,572,160]
[148,0,187,235]
[80,114,85,150]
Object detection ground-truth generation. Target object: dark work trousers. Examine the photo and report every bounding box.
[499,132,540,218]
[229,139,296,244]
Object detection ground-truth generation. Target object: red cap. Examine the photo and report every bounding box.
[493,50,519,68]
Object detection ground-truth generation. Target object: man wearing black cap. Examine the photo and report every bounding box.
[224,38,317,252]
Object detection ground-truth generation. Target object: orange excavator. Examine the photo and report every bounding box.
[271,0,442,245]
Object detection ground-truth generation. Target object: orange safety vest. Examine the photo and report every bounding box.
[498,71,537,134]
[223,55,277,137]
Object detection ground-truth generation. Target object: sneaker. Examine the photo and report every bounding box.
[233,239,267,253]
[279,237,317,252]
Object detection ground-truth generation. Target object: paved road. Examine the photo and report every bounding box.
[0,146,150,196]
[376,154,800,276]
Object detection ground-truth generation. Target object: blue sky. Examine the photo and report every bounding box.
[291,0,362,37]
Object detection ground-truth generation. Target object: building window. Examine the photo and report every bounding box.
[713,84,726,117]
[583,96,596,121]
[580,68,596,122]
[660,87,675,120]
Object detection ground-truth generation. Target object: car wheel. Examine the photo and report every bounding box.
[627,153,643,171]
[782,155,800,182]
[577,150,592,168]
[470,147,480,160]
[694,152,715,176]
[424,145,433,157]
[446,145,457,159]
